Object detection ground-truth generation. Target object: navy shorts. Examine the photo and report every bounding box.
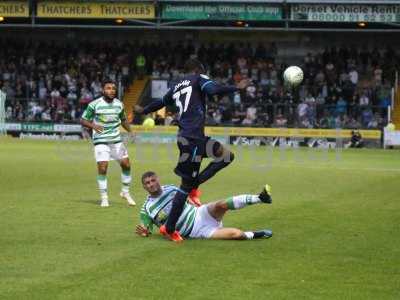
[174,136,222,181]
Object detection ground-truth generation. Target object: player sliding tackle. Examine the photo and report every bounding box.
[136,171,273,241]
[135,59,250,241]
[81,80,135,207]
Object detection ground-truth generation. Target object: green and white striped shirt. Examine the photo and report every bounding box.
[81,97,126,145]
[140,185,197,237]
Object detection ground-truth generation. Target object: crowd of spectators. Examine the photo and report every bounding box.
[1,38,133,123]
[1,37,398,130]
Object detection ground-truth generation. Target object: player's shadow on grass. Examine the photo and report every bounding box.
[78,199,99,205]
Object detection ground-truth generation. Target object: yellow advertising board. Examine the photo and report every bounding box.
[37,1,155,19]
[128,125,381,140]
[0,1,29,17]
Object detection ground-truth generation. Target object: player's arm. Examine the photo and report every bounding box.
[121,119,132,133]
[134,89,173,115]
[136,206,154,237]
[199,75,250,96]
[119,107,132,133]
[80,104,103,133]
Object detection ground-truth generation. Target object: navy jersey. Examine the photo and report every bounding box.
[142,74,238,140]
[163,74,210,139]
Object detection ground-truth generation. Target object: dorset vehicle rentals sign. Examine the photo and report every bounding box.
[291,4,400,22]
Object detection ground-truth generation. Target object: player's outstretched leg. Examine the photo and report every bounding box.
[97,161,109,207]
[225,184,272,211]
[196,147,234,187]
[164,189,189,233]
[207,184,272,220]
[210,228,273,240]
[119,158,135,206]
[189,147,234,205]
[163,180,192,237]
[206,184,273,240]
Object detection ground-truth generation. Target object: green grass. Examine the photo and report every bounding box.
[1,137,399,299]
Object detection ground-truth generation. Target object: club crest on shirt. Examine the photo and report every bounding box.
[157,210,167,222]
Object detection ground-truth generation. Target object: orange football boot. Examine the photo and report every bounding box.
[159,225,183,243]
[188,188,202,207]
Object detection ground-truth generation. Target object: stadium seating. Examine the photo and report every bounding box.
[0,38,396,129]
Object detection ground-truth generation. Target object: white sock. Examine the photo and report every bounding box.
[97,175,108,199]
[244,232,255,240]
[121,169,131,194]
[226,195,261,210]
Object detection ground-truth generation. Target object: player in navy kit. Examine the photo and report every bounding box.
[135,59,250,241]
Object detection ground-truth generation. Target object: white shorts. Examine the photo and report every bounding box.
[94,142,129,162]
[189,204,223,239]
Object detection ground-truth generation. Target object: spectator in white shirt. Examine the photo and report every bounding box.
[349,68,358,85]
[359,93,369,106]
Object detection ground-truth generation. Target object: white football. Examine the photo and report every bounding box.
[283,66,304,86]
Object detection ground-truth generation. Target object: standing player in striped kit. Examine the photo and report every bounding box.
[81,80,135,207]
[136,171,273,241]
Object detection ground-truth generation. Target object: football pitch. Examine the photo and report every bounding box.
[1,138,399,299]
